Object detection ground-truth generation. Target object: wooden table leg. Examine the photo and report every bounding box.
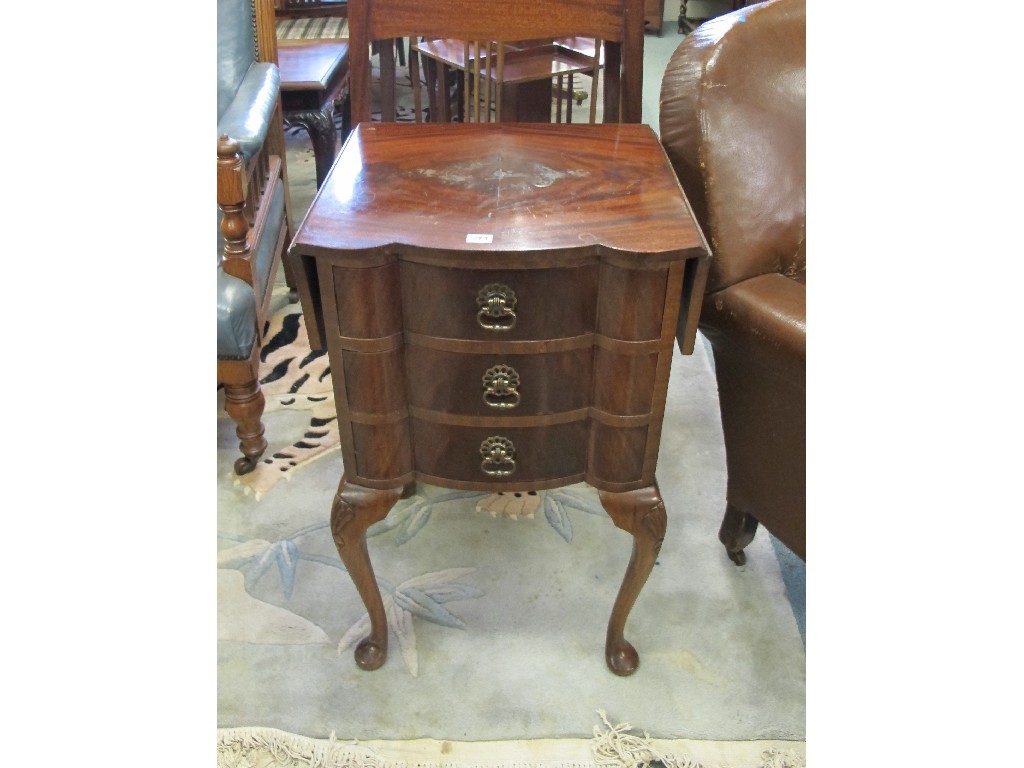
[330,476,409,670]
[599,484,667,676]
[284,106,338,188]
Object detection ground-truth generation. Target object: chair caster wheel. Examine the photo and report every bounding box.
[234,455,260,475]
[727,549,746,566]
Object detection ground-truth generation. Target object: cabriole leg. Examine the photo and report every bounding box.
[330,477,406,670]
[599,484,667,676]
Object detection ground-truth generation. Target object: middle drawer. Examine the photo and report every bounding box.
[404,345,593,417]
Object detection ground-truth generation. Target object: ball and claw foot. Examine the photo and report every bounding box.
[355,639,387,671]
[234,455,260,475]
[606,639,640,676]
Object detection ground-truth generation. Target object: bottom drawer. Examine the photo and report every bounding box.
[411,420,587,485]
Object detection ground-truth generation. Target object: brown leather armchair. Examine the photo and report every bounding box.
[659,0,805,563]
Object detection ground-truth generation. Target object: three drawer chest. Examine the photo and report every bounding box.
[289,121,708,675]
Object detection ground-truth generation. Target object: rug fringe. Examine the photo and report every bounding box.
[217,725,806,768]
[592,709,700,767]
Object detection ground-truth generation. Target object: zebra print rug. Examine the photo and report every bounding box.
[231,306,339,500]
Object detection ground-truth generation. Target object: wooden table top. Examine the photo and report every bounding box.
[277,39,349,91]
[291,122,704,262]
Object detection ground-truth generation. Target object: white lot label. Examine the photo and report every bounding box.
[466,234,494,243]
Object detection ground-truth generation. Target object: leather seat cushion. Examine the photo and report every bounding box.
[216,181,286,359]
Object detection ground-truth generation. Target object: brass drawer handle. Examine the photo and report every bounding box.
[480,436,516,477]
[476,283,517,331]
[482,365,521,409]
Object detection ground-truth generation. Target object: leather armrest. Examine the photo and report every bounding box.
[217,268,258,360]
[216,62,281,161]
[700,272,805,388]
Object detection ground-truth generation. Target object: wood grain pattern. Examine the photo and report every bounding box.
[596,263,668,340]
[291,124,704,258]
[591,348,659,415]
[410,420,589,484]
[332,262,403,339]
[400,262,598,341]
[404,346,593,416]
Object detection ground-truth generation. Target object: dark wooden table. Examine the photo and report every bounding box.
[288,122,709,676]
[278,39,350,187]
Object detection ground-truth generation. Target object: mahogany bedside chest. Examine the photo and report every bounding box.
[288,121,708,676]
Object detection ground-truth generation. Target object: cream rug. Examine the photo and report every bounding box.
[219,53,804,759]
[217,305,805,753]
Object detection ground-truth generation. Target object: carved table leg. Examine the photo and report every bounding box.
[718,501,758,566]
[331,477,408,670]
[284,107,338,189]
[599,484,667,676]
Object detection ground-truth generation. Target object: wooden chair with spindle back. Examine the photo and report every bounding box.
[346,0,645,125]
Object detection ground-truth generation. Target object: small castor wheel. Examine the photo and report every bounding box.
[727,548,746,566]
[234,455,260,475]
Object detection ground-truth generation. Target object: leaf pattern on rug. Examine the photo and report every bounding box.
[338,568,484,677]
[217,569,331,645]
[367,487,485,543]
[541,487,606,543]
[218,524,485,675]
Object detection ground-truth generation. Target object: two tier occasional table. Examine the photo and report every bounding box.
[288,121,708,675]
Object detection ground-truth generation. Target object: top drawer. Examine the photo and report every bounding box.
[400,262,598,341]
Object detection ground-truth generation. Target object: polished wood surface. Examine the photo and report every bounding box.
[347,0,645,125]
[278,39,349,90]
[288,121,708,675]
[293,123,702,257]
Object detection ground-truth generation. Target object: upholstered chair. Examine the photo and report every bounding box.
[659,0,806,562]
[218,0,293,473]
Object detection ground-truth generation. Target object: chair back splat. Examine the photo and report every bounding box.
[347,0,644,125]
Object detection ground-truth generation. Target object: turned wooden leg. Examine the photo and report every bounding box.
[599,484,667,676]
[223,379,267,475]
[719,501,759,566]
[330,477,408,671]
